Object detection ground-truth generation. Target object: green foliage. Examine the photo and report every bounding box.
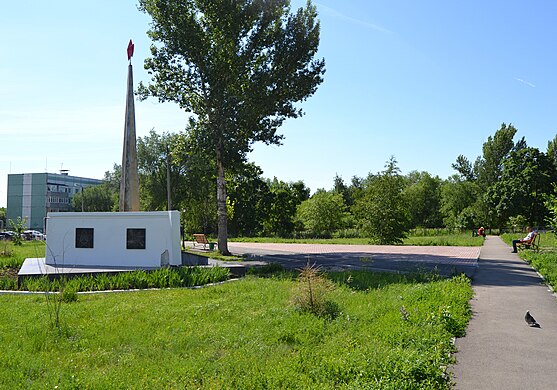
[333,174,355,207]
[138,130,190,212]
[547,134,557,171]
[138,0,325,254]
[71,183,117,212]
[353,157,411,244]
[296,190,349,237]
[0,207,6,227]
[440,176,482,229]
[263,178,310,237]
[476,123,518,187]
[545,183,557,233]
[7,216,27,246]
[227,163,270,237]
[404,171,444,228]
[0,272,472,388]
[452,154,475,181]
[485,147,555,227]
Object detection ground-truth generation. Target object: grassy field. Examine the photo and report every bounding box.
[0,270,472,389]
[230,233,483,247]
[501,231,557,290]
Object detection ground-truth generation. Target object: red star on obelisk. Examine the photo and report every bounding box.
[127,39,134,62]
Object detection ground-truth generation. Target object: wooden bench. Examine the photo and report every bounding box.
[518,232,540,252]
[192,234,215,250]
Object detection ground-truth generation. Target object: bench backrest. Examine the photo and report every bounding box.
[193,234,209,244]
[533,232,541,245]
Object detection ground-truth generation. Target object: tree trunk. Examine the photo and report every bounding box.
[216,148,231,255]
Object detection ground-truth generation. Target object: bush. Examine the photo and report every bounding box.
[290,263,340,319]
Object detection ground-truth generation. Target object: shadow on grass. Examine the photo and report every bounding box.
[248,262,451,292]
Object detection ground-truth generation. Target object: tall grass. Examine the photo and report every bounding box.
[0,271,472,389]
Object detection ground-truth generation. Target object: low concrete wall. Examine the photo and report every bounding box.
[181,251,209,266]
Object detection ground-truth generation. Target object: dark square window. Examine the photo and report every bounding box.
[75,228,94,248]
[127,228,146,250]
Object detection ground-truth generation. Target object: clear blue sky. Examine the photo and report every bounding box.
[2,1,557,207]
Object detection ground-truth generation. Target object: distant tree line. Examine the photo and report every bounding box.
[72,123,557,244]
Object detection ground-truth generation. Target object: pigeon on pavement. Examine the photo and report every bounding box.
[525,310,541,328]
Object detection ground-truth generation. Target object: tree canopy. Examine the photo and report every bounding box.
[138,0,325,254]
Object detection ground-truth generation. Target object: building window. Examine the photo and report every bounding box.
[127,228,146,250]
[75,228,94,249]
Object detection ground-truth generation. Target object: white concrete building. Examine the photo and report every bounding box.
[45,211,181,268]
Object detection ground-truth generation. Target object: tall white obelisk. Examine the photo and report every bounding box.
[119,39,140,212]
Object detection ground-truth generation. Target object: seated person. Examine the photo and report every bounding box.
[477,227,486,237]
[512,226,536,253]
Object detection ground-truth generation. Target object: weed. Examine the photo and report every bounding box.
[291,263,340,319]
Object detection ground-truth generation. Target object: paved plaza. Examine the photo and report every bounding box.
[228,242,480,276]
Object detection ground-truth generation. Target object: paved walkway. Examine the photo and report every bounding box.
[452,236,557,389]
[228,242,480,276]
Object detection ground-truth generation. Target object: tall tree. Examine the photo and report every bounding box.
[476,123,517,187]
[353,157,410,244]
[485,147,555,227]
[138,0,325,254]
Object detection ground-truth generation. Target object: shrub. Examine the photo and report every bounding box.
[290,263,340,319]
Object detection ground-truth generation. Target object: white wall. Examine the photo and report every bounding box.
[45,211,181,268]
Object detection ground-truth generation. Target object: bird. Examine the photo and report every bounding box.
[525,310,541,328]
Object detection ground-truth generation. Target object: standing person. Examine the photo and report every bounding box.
[512,226,535,253]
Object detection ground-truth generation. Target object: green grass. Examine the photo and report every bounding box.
[0,271,472,389]
[404,234,483,246]
[231,233,483,247]
[501,231,557,290]
[0,240,45,268]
